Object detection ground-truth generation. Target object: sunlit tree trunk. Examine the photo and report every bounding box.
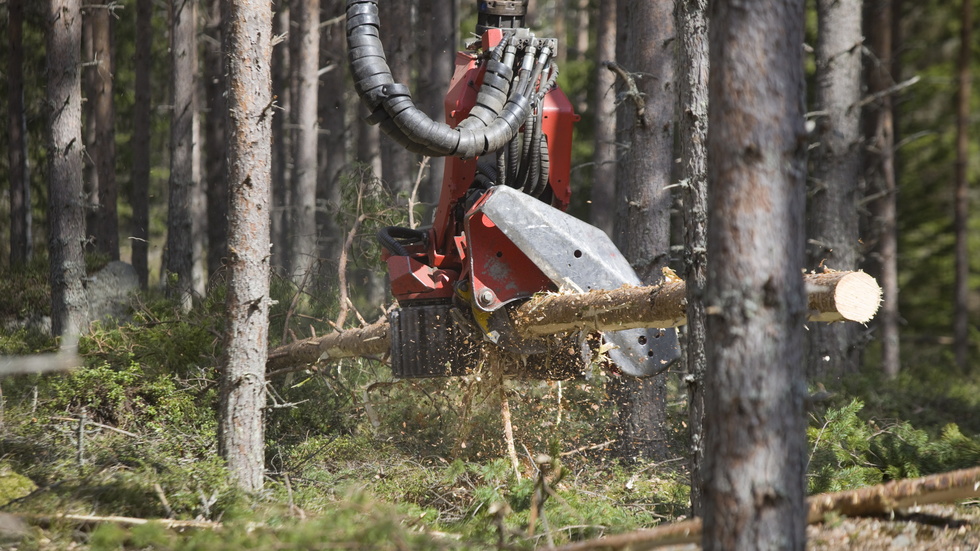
[589,0,616,238]
[953,0,973,370]
[46,0,87,347]
[289,0,321,284]
[703,0,808,548]
[130,0,152,289]
[8,0,32,266]
[204,0,228,280]
[611,0,675,462]
[220,0,274,493]
[865,0,900,378]
[677,0,709,516]
[166,0,199,310]
[807,0,863,380]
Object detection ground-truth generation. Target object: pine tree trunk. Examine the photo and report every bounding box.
[271,0,291,273]
[288,0,321,284]
[220,0,274,493]
[204,0,228,280]
[865,0,900,378]
[46,0,88,347]
[88,0,119,260]
[417,0,457,213]
[588,0,616,238]
[703,0,808,548]
[318,0,349,277]
[8,0,32,266]
[807,0,863,380]
[130,0,152,289]
[379,0,416,199]
[166,0,199,310]
[676,0,709,516]
[611,0,675,462]
[953,0,973,370]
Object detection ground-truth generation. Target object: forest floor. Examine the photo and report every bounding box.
[805,504,980,551]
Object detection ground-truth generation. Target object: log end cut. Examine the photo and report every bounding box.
[807,271,882,323]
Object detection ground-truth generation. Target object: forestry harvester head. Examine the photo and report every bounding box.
[345,0,679,379]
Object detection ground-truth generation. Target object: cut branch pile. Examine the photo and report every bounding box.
[552,466,980,551]
[266,271,881,371]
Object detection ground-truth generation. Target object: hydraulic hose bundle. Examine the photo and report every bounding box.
[346,0,557,197]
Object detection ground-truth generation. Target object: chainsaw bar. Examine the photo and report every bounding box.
[471,185,680,377]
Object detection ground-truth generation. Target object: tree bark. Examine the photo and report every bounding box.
[953,0,973,370]
[318,0,349,277]
[703,0,808,548]
[417,0,457,213]
[288,0,321,284]
[865,0,900,379]
[220,0,274,493]
[807,0,863,380]
[46,0,88,347]
[204,0,228,280]
[271,0,291,273]
[611,0,676,463]
[130,0,153,289]
[85,0,119,260]
[588,0,616,238]
[8,0,32,266]
[379,0,416,200]
[265,272,880,371]
[166,0,200,310]
[676,0,709,516]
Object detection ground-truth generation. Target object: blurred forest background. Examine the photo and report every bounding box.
[0,0,978,548]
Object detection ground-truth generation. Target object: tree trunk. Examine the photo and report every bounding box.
[288,0,321,284]
[130,0,153,289]
[807,0,863,380]
[573,0,590,62]
[953,0,973,370]
[166,0,199,310]
[676,0,709,516]
[417,0,457,213]
[46,0,87,347]
[204,0,228,280]
[865,0,900,378]
[8,0,32,266]
[588,0,616,238]
[271,0,291,273]
[611,0,675,463]
[703,0,808,548]
[379,0,416,200]
[318,0,349,278]
[220,0,274,493]
[86,0,119,260]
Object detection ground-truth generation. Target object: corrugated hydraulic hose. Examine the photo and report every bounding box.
[346,0,534,159]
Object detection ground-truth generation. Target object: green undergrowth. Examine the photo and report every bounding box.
[2,263,979,548]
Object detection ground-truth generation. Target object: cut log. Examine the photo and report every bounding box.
[550,466,980,551]
[266,271,881,371]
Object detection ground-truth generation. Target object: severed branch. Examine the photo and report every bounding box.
[552,466,980,551]
[266,271,881,371]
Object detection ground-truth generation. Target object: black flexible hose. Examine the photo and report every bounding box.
[346,0,533,159]
[378,226,428,257]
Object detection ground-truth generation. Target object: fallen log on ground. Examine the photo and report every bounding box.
[266,271,880,371]
[551,466,980,551]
